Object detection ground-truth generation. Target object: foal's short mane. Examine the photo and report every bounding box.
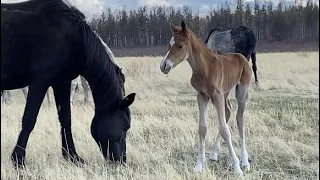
[185,28,216,56]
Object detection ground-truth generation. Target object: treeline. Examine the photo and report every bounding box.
[89,0,319,48]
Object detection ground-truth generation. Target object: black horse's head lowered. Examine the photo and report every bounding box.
[1,0,135,167]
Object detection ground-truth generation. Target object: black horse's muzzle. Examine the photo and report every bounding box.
[108,138,126,164]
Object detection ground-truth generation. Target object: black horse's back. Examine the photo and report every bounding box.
[204,27,225,43]
[231,26,257,59]
[1,0,84,89]
[1,0,136,168]
[1,0,59,12]
[205,25,259,85]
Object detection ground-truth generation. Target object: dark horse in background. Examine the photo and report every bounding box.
[205,26,259,85]
[1,0,136,168]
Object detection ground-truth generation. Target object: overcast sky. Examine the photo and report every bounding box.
[3,0,317,19]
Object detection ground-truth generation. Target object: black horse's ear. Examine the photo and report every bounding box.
[120,93,136,109]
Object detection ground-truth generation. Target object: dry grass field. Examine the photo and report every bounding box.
[1,52,319,180]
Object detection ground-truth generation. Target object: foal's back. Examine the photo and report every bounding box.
[209,53,252,92]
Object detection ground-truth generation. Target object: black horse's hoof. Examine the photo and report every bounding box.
[63,153,86,165]
[255,80,259,86]
[11,152,26,169]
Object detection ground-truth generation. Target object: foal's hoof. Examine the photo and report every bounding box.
[11,152,26,169]
[241,159,251,171]
[255,80,259,86]
[193,162,205,172]
[232,164,244,176]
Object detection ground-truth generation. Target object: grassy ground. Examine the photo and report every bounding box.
[1,52,319,180]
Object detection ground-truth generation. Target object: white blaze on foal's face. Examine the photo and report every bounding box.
[160,35,189,74]
[160,37,175,74]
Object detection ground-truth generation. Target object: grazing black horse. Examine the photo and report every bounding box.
[205,26,259,85]
[1,0,136,167]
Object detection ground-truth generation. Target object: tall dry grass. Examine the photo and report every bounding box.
[1,52,319,180]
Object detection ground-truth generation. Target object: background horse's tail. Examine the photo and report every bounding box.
[240,56,253,87]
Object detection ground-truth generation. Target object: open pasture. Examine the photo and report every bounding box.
[1,52,319,180]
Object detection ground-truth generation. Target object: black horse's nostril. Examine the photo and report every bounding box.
[163,62,167,70]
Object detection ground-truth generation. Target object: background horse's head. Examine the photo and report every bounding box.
[160,21,191,74]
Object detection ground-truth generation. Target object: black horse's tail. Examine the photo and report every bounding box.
[251,51,258,84]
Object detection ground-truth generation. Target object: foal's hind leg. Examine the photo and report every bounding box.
[52,82,85,164]
[11,84,48,168]
[236,84,250,170]
[209,93,231,161]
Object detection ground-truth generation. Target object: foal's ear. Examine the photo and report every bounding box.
[181,21,188,36]
[120,93,136,109]
[170,22,180,33]
[181,21,186,31]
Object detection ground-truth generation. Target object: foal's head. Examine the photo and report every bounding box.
[160,21,191,74]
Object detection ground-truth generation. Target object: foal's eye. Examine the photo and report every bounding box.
[178,45,183,48]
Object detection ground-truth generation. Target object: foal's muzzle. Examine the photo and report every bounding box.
[160,59,173,74]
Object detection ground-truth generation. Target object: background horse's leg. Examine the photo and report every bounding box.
[251,51,259,85]
[80,76,90,105]
[46,88,51,107]
[2,90,12,104]
[52,82,85,164]
[70,78,78,106]
[22,87,28,100]
[11,83,49,168]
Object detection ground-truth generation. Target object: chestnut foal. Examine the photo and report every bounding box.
[160,21,252,175]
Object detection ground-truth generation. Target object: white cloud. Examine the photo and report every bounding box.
[138,0,171,6]
[2,0,104,19]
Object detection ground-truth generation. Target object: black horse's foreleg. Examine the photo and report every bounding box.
[11,84,48,168]
[251,51,259,85]
[52,82,85,164]
[98,141,109,160]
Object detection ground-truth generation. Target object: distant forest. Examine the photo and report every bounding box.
[88,0,319,56]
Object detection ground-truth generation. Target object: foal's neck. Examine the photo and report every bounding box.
[187,33,216,75]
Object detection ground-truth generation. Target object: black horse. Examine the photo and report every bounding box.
[1,0,136,167]
[204,26,259,85]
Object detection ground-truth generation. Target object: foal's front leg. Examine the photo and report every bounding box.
[212,92,243,175]
[193,93,209,172]
[11,84,48,168]
[52,83,85,164]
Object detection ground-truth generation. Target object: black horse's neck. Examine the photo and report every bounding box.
[83,61,122,112]
[80,24,122,112]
